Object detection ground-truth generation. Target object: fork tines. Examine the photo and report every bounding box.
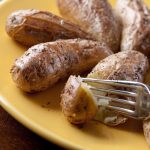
[82,78,149,119]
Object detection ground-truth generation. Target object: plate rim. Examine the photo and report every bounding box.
[0,93,82,150]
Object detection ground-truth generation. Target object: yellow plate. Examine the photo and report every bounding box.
[0,0,150,149]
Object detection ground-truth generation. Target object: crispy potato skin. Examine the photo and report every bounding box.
[57,0,122,53]
[88,50,149,126]
[10,39,113,93]
[61,51,149,125]
[143,117,150,147]
[6,9,92,46]
[88,51,149,82]
[116,0,150,58]
[61,76,97,124]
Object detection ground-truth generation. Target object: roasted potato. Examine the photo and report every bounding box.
[10,39,113,93]
[61,76,97,124]
[116,0,150,58]
[61,51,149,125]
[57,0,121,53]
[6,9,92,46]
[88,50,149,126]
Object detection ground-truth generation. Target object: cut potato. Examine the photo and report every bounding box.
[61,76,97,124]
[61,51,149,125]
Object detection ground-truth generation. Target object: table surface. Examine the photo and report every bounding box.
[0,106,64,150]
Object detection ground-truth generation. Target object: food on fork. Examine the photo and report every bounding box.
[6,9,92,46]
[61,76,98,124]
[57,0,121,53]
[10,39,113,93]
[116,0,150,58]
[61,51,149,125]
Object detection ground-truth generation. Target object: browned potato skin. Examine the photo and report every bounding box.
[6,9,92,46]
[10,39,113,93]
[88,51,149,82]
[57,0,122,53]
[61,51,149,125]
[88,50,149,126]
[61,76,97,124]
[143,117,150,147]
[116,0,150,58]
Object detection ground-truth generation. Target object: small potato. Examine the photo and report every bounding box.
[61,76,97,124]
[6,9,92,46]
[88,50,149,126]
[57,0,122,53]
[61,51,149,125]
[11,39,112,93]
[116,0,150,58]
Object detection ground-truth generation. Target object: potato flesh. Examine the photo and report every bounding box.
[61,76,97,124]
[87,73,127,126]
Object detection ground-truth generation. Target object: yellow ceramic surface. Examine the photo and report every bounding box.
[0,0,150,149]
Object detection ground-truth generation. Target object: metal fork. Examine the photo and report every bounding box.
[82,78,150,120]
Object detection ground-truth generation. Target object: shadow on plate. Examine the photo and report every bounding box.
[79,118,143,139]
[22,81,66,111]
[115,118,143,133]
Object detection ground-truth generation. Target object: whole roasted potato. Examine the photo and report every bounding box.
[57,0,122,53]
[6,9,92,46]
[11,39,112,93]
[116,0,150,58]
[61,51,149,125]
